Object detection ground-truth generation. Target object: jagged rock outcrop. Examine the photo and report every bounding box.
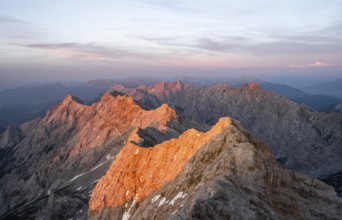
[111,81,342,180]
[0,125,22,149]
[0,93,203,219]
[88,117,342,220]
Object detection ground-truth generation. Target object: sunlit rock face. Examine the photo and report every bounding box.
[0,93,202,219]
[89,117,342,220]
[89,118,232,211]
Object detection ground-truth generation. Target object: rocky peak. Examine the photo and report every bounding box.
[137,84,148,90]
[89,118,232,211]
[99,91,133,105]
[110,83,127,91]
[248,82,259,89]
[0,125,22,149]
[44,95,86,124]
[170,80,184,91]
[148,81,187,95]
[43,92,182,150]
[88,116,342,219]
[239,82,264,93]
[61,94,83,105]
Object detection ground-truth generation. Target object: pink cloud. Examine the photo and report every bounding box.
[60,49,101,61]
[289,61,332,68]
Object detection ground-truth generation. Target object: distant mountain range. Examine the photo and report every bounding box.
[0,78,341,128]
[304,78,342,98]
[229,79,341,111]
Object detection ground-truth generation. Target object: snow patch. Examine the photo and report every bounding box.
[115,128,122,135]
[90,161,107,172]
[69,172,86,182]
[196,133,200,137]
[122,198,136,220]
[169,192,185,205]
[69,161,106,182]
[76,187,83,191]
[122,211,130,220]
[151,194,161,204]
[158,197,166,207]
[126,190,129,197]
[135,149,139,154]
[96,136,100,139]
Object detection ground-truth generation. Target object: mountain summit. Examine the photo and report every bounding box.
[88,117,342,219]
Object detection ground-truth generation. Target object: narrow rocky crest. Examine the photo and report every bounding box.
[88,116,342,220]
[89,118,232,211]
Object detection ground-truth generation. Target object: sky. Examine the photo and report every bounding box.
[0,0,341,87]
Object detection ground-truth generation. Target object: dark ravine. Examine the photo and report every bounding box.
[322,171,342,197]
[88,117,342,220]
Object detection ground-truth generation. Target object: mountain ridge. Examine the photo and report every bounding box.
[0,92,200,219]
[0,81,341,219]
[111,81,342,179]
[88,116,342,220]
[89,117,232,212]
